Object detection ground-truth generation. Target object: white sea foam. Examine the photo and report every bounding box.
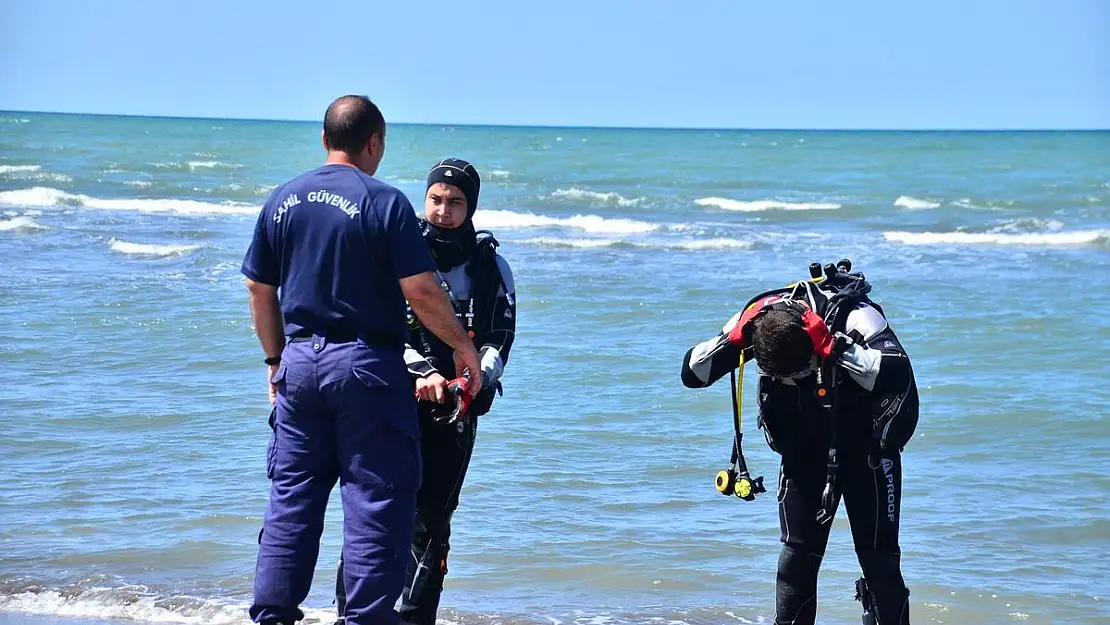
[0,187,259,216]
[33,172,73,183]
[0,216,49,232]
[150,161,243,171]
[517,237,753,250]
[488,170,511,179]
[893,195,941,210]
[473,209,658,234]
[695,197,841,211]
[668,238,753,250]
[0,164,73,183]
[552,188,644,207]
[0,586,332,625]
[519,237,625,249]
[883,229,1109,246]
[108,239,204,257]
[953,198,985,210]
[991,218,1065,233]
[0,164,72,183]
[0,164,42,174]
[187,160,242,170]
[953,197,1014,210]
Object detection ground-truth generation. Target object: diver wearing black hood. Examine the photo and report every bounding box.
[419,159,482,271]
[335,158,517,625]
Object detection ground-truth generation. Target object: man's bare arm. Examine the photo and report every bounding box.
[247,279,284,359]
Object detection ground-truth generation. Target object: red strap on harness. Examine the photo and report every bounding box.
[727,294,836,360]
[799,308,836,359]
[727,295,786,346]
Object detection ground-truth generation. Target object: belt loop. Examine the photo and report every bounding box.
[313,333,326,352]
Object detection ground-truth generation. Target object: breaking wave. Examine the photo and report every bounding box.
[108,239,205,257]
[0,585,299,625]
[0,164,73,183]
[695,197,841,211]
[894,195,941,210]
[551,188,644,207]
[0,164,42,174]
[516,237,753,250]
[149,161,244,171]
[473,209,659,234]
[0,216,49,232]
[0,187,259,216]
[883,229,1109,247]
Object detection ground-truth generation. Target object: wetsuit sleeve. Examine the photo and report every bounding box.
[478,254,516,389]
[401,299,439,379]
[839,305,920,451]
[383,193,437,279]
[404,344,439,378]
[240,194,280,286]
[680,310,744,389]
[836,304,912,394]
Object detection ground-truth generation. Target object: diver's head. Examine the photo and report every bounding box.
[751,306,814,378]
[424,158,481,229]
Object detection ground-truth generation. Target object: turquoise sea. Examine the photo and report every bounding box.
[1,112,1108,625]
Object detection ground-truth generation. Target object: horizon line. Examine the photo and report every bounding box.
[2,107,1108,133]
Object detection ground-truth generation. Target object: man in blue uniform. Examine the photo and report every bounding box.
[333,158,517,625]
[241,95,482,625]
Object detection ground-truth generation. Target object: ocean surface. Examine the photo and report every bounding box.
[1,112,1108,625]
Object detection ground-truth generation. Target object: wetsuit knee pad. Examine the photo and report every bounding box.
[406,538,449,602]
[858,549,903,580]
[777,544,821,587]
[776,545,822,625]
[858,550,910,624]
[400,538,450,625]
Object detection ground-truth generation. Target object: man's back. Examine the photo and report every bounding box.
[242,164,431,344]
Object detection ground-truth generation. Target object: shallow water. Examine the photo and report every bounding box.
[1,113,1108,624]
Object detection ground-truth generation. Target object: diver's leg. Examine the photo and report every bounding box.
[843,449,911,625]
[399,415,478,625]
[774,452,835,625]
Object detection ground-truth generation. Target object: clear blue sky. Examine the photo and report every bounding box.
[1,0,1107,129]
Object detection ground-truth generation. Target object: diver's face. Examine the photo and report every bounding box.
[424,182,468,229]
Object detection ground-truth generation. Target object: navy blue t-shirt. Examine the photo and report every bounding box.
[240,164,436,342]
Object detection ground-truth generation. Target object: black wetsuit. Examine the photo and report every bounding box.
[682,280,919,625]
[335,231,516,625]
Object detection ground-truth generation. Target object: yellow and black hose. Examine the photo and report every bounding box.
[714,349,766,501]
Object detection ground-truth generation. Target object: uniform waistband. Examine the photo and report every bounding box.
[287,328,403,349]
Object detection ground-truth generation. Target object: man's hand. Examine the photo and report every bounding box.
[416,373,450,403]
[268,363,280,405]
[247,278,285,405]
[453,346,483,397]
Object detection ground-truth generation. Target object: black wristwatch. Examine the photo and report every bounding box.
[264,356,281,366]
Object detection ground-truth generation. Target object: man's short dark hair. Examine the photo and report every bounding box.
[752,309,813,377]
[323,95,385,154]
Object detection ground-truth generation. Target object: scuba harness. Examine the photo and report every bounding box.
[408,230,510,426]
[714,258,873,525]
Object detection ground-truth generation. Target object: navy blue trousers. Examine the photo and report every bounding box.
[250,335,421,625]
